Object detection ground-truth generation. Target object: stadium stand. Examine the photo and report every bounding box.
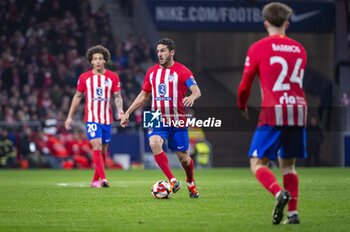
[0,0,155,168]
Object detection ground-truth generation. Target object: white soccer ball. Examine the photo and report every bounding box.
[151,180,172,199]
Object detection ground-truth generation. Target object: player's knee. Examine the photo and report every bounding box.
[149,140,162,153]
[92,145,102,150]
[178,155,189,165]
[250,164,258,175]
[250,158,269,174]
[90,138,102,150]
[250,159,259,174]
[280,165,296,175]
[91,142,102,150]
[279,159,296,175]
[250,163,266,175]
[102,145,108,154]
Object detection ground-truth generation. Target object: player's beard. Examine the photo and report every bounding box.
[160,55,171,67]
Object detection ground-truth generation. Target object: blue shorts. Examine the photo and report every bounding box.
[85,122,112,144]
[148,126,189,151]
[248,125,307,160]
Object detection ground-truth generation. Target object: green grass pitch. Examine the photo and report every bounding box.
[0,168,349,231]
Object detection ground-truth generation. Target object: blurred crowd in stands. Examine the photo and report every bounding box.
[0,0,155,168]
[0,0,328,169]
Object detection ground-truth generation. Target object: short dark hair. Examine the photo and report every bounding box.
[262,2,292,27]
[86,45,111,64]
[157,38,175,51]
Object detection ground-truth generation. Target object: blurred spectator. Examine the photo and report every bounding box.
[47,134,69,159]
[35,132,60,169]
[5,108,16,124]
[307,116,323,166]
[66,131,91,168]
[191,140,211,168]
[119,0,133,17]
[20,127,46,168]
[0,129,17,168]
[43,111,57,135]
[303,67,333,129]
[45,134,70,169]
[50,84,64,107]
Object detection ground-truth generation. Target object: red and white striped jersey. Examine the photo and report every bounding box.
[142,62,195,126]
[77,69,121,124]
[238,35,307,127]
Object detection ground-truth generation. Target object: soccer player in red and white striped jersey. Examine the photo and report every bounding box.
[121,38,201,198]
[238,2,306,224]
[142,55,195,126]
[65,45,124,188]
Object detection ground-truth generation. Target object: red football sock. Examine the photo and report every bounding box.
[102,149,109,163]
[102,152,106,163]
[93,150,106,180]
[182,158,194,183]
[92,168,100,182]
[283,173,299,212]
[154,151,175,181]
[255,167,282,196]
[92,151,100,181]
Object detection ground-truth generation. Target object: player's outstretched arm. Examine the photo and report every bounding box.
[65,91,84,130]
[120,90,150,128]
[114,91,124,120]
[183,85,201,107]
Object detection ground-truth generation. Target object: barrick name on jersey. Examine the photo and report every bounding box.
[272,43,301,53]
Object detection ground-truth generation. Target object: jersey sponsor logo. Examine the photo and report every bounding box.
[290,10,321,23]
[279,94,306,105]
[296,96,306,105]
[158,83,167,96]
[279,92,296,105]
[155,97,172,101]
[96,87,103,97]
[272,43,301,53]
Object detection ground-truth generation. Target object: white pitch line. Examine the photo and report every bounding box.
[57,183,68,186]
[57,183,90,187]
[56,182,136,187]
